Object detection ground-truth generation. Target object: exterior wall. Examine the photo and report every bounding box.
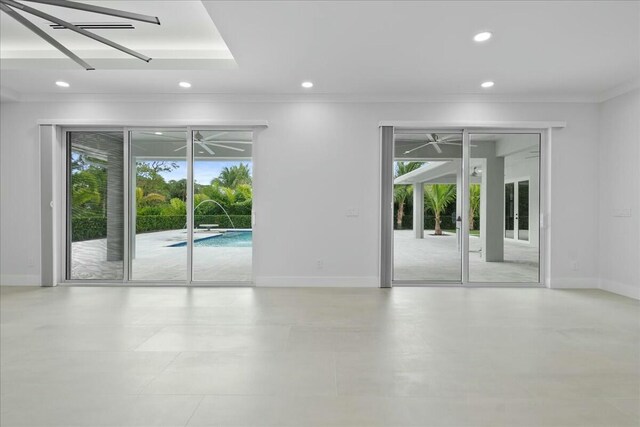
[0,99,600,288]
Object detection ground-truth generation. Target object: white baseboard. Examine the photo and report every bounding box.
[548,277,598,289]
[599,279,640,300]
[255,276,379,287]
[0,274,41,286]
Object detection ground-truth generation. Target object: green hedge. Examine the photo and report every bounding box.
[71,217,107,241]
[72,214,252,241]
[136,215,252,233]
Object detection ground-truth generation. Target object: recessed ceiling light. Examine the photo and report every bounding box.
[179,81,191,88]
[154,132,163,135]
[474,31,492,42]
[55,81,70,88]
[301,81,314,88]
[481,81,495,88]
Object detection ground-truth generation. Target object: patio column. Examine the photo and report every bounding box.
[106,146,124,262]
[413,182,424,239]
[480,156,505,262]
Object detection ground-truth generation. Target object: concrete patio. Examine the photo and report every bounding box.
[394,229,539,283]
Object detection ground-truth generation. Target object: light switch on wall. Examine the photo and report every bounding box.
[612,208,632,217]
[345,208,359,217]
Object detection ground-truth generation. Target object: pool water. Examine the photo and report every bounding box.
[170,231,252,248]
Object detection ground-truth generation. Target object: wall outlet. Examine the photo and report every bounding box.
[316,259,324,270]
[571,261,579,271]
[345,208,359,217]
[612,208,632,217]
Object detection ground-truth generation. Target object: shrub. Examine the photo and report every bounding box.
[71,216,107,241]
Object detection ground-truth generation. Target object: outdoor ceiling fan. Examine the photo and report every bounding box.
[137,131,249,156]
[403,133,466,155]
[0,0,160,70]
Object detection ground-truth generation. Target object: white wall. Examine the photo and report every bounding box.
[598,89,640,299]
[0,99,600,287]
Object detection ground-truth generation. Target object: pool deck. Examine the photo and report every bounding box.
[71,229,252,282]
[71,229,537,284]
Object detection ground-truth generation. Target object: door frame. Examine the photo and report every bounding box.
[504,176,532,243]
[51,122,266,287]
[379,122,557,288]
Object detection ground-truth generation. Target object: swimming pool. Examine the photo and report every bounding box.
[170,231,252,248]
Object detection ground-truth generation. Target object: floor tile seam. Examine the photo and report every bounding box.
[136,351,184,395]
[183,395,206,427]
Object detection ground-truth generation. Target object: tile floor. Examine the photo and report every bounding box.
[1,286,638,426]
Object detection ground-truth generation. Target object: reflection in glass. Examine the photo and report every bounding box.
[469,133,540,283]
[505,183,515,238]
[68,131,124,280]
[192,130,253,281]
[392,132,462,282]
[130,130,187,281]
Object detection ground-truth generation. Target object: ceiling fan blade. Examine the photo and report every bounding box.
[403,142,433,154]
[438,135,461,142]
[173,146,187,152]
[0,3,94,70]
[202,131,229,142]
[431,142,443,154]
[141,132,185,141]
[196,141,215,155]
[204,143,245,152]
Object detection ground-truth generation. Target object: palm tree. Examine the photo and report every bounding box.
[212,163,252,189]
[425,184,457,235]
[393,162,423,228]
[469,184,480,230]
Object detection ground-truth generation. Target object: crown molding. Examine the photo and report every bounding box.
[6,91,604,104]
[597,77,640,102]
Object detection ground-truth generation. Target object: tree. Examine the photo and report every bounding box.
[393,162,423,228]
[212,163,252,189]
[167,179,187,201]
[136,161,178,196]
[469,184,481,230]
[425,184,457,235]
[71,170,101,216]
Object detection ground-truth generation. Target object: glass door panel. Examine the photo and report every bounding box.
[505,182,515,239]
[392,131,463,282]
[129,130,188,281]
[517,180,530,241]
[468,133,540,283]
[67,131,124,280]
[192,130,253,282]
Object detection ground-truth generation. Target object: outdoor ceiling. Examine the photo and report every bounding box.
[0,1,638,99]
[131,130,252,160]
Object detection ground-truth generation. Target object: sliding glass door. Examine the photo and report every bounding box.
[191,130,253,282]
[392,131,463,282]
[467,133,540,283]
[129,130,188,281]
[67,131,124,280]
[387,128,542,285]
[65,127,254,284]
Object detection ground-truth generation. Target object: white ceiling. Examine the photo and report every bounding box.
[1,0,638,100]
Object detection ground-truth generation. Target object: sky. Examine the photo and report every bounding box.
[158,160,252,185]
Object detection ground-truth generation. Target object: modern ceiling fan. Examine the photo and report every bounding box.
[136,131,250,156]
[0,0,160,70]
[403,133,472,155]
